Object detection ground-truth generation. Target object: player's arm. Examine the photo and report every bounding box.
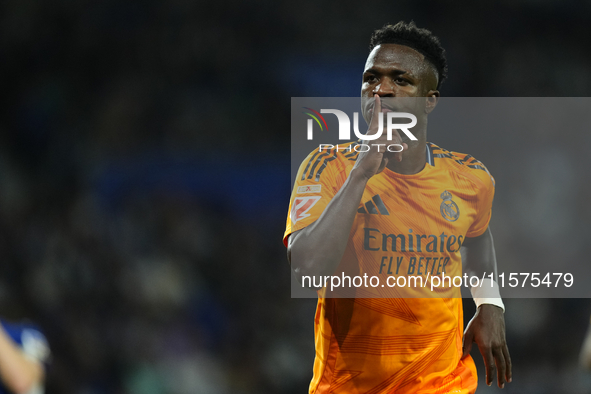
[0,325,44,394]
[461,227,512,389]
[288,166,369,284]
[288,95,405,284]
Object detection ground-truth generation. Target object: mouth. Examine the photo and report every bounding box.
[367,104,397,116]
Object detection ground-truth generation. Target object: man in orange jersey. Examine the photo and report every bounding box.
[285,22,511,393]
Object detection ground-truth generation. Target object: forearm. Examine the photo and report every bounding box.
[289,167,369,282]
[461,227,505,312]
[0,328,43,394]
[461,227,498,279]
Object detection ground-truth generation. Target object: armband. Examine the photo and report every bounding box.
[471,278,505,312]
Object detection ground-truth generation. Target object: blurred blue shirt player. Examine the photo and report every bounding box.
[0,320,49,394]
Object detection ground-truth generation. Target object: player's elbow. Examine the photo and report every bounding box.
[290,255,314,283]
[289,249,323,288]
[291,265,318,288]
[288,231,335,287]
[290,244,325,275]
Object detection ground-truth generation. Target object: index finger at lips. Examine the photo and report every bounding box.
[369,95,381,128]
[391,133,406,163]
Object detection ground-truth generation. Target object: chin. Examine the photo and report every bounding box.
[403,137,421,148]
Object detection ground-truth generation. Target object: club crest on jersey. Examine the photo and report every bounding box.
[440,191,460,222]
[291,196,321,224]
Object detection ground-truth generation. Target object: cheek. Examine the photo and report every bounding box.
[361,83,372,95]
[406,84,421,95]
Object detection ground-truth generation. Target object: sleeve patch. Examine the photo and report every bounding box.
[297,185,322,194]
[290,196,321,224]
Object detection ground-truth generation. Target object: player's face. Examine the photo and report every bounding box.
[361,44,439,124]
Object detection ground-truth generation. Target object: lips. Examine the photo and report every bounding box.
[367,105,397,116]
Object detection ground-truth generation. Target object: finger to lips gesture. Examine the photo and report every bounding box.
[354,94,407,179]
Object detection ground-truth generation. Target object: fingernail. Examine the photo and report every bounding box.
[501,384,505,388]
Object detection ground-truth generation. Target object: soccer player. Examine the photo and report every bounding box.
[284,22,511,393]
[0,319,49,394]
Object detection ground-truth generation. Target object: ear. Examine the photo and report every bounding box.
[425,91,439,114]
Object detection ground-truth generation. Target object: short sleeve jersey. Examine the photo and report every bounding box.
[284,142,495,394]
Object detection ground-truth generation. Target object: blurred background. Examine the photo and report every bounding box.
[0,0,591,393]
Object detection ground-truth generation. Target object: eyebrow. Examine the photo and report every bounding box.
[363,68,412,78]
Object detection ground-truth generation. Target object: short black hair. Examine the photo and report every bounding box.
[369,21,448,89]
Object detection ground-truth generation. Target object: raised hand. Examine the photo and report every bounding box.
[352,94,407,180]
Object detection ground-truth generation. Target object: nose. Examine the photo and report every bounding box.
[373,77,396,97]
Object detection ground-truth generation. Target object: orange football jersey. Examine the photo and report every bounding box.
[284,141,495,394]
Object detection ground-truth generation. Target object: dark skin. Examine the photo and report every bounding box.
[287,43,511,388]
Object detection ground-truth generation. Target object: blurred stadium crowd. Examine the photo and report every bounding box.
[0,0,591,393]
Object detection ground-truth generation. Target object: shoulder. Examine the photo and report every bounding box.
[296,141,359,182]
[428,142,495,191]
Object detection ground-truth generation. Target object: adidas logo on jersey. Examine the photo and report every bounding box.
[358,195,389,215]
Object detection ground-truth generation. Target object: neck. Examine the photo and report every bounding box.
[386,120,428,175]
[386,139,427,175]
